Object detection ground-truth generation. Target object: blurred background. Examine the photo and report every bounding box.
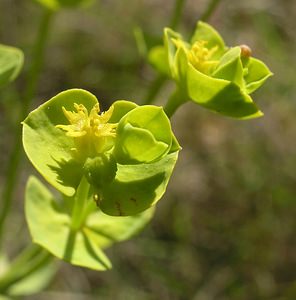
[1,0,296,299]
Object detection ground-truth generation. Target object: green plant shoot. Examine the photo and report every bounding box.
[22,89,180,216]
[149,21,273,119]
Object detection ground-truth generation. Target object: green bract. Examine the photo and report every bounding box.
[149,21,273,119]
[26,176,154,270]
[22,89,179,269]
[0,44,23,87]
[22,89,180,216]
[35,0,94,10]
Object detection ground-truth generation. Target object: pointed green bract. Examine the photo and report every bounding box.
[187,63,262,119]
[212,47,244,88]
[244,57,273,94]
[190,21,226,58]
[164,28,183,76]
[0,44,23,87]
[25,176,154,270]
[149,21,272,119]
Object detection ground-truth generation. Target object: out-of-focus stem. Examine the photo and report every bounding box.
[0,9,54,247]
[143,75,166,105]
[200,0,223,22]
[164,88,187,119]
[0,245,52,293]
[169,0,186,30]
[142,0,186,105]
[165,0,224,118]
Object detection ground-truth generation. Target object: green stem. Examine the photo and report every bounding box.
[0,247,52,292]
[71,176,90,231]
[142,0,186,105]
[164,89,187,119]
[0,9,54,247]
[165,0,223,118]
[6,244,41,271]
[143,75,166,105]
[169,0,186,30]
[200,0,223,22]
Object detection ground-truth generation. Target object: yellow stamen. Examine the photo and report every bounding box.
[56,103,117,159]
[187,40,219,74]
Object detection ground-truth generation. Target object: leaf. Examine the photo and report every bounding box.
[115,123,169,163]
[212,47,244,88]
[0,246,55,296]
[34,0,94,10]
[148,46,171,76]
[99,152,179,216]
[22,89,98,197]
[108,100,137,123]
[25,176,111,271]
[84,206,154,249]
[25,176,155,269]
[7,258,57,297]
[244,57,273,94]
[173,44,188,85]
[164,28,184,75]
[187,63,262,119]
[190,21,226,58]
[114,105,173,164]
[0,44,23,87]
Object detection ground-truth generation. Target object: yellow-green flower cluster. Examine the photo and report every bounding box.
[56,103,117,159]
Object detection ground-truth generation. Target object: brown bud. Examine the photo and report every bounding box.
[239,44,252,58]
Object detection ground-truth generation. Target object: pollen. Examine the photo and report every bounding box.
[56,103,117,158]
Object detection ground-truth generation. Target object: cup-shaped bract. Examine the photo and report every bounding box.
[22,89,180,216]
[113,106,173,164]
[149,21,273,119]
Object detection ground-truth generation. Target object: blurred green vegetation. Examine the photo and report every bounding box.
[0,0,296,299]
